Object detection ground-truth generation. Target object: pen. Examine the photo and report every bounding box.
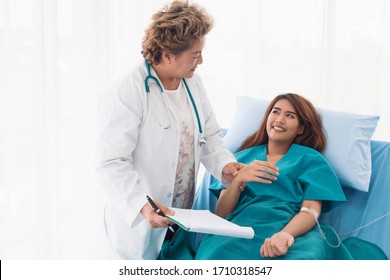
[146,195,175,233]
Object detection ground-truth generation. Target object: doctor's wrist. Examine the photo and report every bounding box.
[141,202,153,217]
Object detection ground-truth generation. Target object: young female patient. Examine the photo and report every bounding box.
[205,93,343,259]
[158,93,386,260]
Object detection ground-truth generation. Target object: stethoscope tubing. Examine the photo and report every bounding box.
[144,60,206,146]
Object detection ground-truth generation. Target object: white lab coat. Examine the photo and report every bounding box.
[96,61,236,259]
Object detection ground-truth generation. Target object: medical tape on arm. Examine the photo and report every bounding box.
[300,207,341,248]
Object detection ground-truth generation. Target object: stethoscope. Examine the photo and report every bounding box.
[144,61,207,146]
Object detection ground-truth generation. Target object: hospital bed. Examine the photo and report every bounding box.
[320,140,390,258]
[193,96,390,259]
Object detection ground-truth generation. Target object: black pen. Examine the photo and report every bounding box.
[146,195,175,233]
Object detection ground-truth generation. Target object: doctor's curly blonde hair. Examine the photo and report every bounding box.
[141,0,213,65]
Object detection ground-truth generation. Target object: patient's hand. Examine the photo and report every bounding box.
[260,231,294,258]
[234,160,279,186]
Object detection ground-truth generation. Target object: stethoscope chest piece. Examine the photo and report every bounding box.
[199,135,206,146]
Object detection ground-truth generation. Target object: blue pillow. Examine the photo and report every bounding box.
[224,96,380,192]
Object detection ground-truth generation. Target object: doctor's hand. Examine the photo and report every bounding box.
[141,200,175,229]
[260,231,294,258]
[222,162,246,183]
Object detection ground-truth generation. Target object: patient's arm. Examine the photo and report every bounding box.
[260,200,322,258]
[215,181,242,218]
[216,160,279,218]
[282,200,322,237]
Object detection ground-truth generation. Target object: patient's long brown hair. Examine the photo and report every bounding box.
[238,93,327,153]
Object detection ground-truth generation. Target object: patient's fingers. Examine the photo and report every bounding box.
[261,240,269,257]
[260,244,265,257]
[241,161,279,184]
[251,172,277,184]
[262,238,276,258]
[262,238,289,258]
[235,161,279,185]
[271,242,282,256]
[250,160,279,176]
[263,239,270,257]
[251,162,279,183]
[267,239,278,257]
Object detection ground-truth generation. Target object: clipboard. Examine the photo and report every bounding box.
[166,208,255,239]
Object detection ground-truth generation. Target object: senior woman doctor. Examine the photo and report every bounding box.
[97,1,243,260]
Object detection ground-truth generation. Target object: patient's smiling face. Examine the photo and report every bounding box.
[266,99,304,146]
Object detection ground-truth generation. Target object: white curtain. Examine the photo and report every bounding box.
[0,0,389,259]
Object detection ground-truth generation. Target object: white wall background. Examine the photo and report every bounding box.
[0,0,389,259]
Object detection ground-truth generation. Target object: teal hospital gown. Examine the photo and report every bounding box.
[158,144,387,260]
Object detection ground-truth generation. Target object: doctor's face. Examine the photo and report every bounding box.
[171,37,205,79]
[266,99,304,146]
